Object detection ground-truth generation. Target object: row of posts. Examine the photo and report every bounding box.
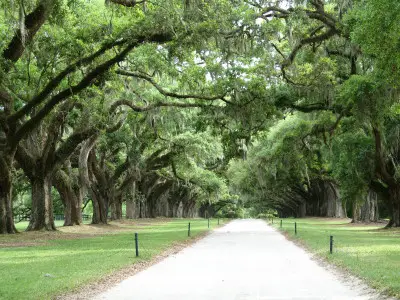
[273,218,334,254]
[135,218,220,257]
[134,218,334,256]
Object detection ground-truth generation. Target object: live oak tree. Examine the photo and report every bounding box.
[346,0,400,226]
[0,0,174,232]
[232,0,400,226]
[2,0,400,233]
[0,0,240,232]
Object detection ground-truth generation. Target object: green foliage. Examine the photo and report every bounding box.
[330,128,374,203]
[1,0,400,231]
[256,209,278,219]
[338,75,392,123]
[349,0,400,84]
[169,131,228,202]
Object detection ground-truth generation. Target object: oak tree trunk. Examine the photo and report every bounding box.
[0,154,17,233]
[127,196,140,219]
[360,189,379,223]
[111,197,123,220]
[297,201,306,218]
[351,200,362,223]
[0,166,17,234]
[54,172,82,226]
[126,199,136,219]
[126,182,136,219]
[91,192,108,224]
[61,187,81,226]
[27,176,56,231]
[387,185,400,227]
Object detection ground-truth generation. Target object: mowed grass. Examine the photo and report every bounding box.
[14,220,92,231]
[271,218,400,298]
[0,218,222,300]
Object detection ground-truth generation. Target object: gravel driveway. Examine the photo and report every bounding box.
[94,219,372,300]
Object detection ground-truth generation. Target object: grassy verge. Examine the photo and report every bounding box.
[14,220,93,231]
[0,218,223,300]
[270,217,400,298]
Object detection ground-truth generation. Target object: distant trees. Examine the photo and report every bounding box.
[226,0,400,226]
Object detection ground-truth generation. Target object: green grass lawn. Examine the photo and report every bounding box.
[0,218,222,300]
[14,220,93,231]
[271,218,400,298]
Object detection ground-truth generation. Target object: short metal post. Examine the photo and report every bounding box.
[330,235,333,254]
[188,222,191,237]
[280,220,282,228]
[135,233,139,257]
[208,218,210,229]
[295,222,297,235]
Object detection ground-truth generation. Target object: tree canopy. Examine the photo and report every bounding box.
[1,0,400,233]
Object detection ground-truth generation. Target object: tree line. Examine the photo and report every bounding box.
[228,0,400,227]
[1,0,399,234]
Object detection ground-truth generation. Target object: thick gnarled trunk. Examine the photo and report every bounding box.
[91,192,108,224]
[359,189,379,223]
[63,188,81,226]
[297,201,306,218]
[351,200,361,223]
[0,177,17,234]
[27,176,56,231]
[182,198,197,218]
[304,180,345,218]
[110,196,123,220]
[54,171,82,226]
[372,125,399,227]
[0,156,17,234]
[126,182,137,219]
[387,185,400,227]
[59,186,81,226]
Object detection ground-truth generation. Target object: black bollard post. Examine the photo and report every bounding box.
[295,222,297,235]
[188,222,191,237]
[280,219,282,228]
[135,233,139,257]
[330,235,333,254]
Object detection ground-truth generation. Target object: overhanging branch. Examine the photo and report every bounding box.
[3,0,55,63]
[108,0,145,7]
[11,32,172,146]
[8,39,127,123]
[110,99,214,113]
[116,69,230,103]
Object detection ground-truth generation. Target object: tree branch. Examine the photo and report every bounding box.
[116,70,230,103]
[42,101,77,166]
[108,0,145,7]
[260,6,290,18]
[146,152,175,171]
[12,33,172,146]
[8,39,127,122]
[110,99,214,113]
[284,29,338,67]
[3,0,55,63]
[290,103,334,113]
[51,128,99,172]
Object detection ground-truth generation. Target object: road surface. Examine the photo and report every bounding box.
[94,219,372,300]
